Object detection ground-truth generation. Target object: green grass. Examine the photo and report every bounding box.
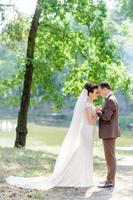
[0,146,106,179]
[0,146,105,200]
[0,146,56,199]
[0,138,132,200]
[0,147,56,180]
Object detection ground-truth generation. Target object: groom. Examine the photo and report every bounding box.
[97,82,120,188]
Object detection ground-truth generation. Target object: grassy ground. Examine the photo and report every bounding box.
[0,144,133,200]
[0,124,133,200]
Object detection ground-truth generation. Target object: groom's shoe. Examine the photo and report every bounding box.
[98,181,114,188]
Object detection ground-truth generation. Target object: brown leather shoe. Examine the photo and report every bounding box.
[98,181,114,188]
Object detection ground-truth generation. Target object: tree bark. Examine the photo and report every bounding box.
[15,0,41,148]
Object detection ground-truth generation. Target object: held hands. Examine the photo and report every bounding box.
[96,105,103,115]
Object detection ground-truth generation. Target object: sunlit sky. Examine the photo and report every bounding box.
[16,0,115,14]
[1,0,116,15]
[0,0,37,15]
[15,0,37,14]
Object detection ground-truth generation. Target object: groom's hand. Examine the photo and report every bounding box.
[96,105,103,116]
[96,110,102,115]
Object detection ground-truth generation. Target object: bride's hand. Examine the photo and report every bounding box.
[96,105,102,112]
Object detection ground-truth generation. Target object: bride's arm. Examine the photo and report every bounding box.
[85,107,97,124]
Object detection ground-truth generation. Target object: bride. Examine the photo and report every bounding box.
[6,83,99,190]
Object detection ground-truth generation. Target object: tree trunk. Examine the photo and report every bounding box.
[15,1,41,148]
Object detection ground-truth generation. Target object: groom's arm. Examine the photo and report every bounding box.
[98,100,116,122]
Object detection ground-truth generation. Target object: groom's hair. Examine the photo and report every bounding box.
[99,82,111,90]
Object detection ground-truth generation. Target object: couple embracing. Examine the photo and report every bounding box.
[6,82,120,190]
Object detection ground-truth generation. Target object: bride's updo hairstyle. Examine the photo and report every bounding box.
[84,83,98,96]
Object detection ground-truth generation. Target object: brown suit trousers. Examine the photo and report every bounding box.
[98,94,120,184]
[103,138,116,183]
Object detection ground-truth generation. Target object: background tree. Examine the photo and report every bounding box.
[0,0,132,148]
[14,0,41,147]
[117,0,133,19]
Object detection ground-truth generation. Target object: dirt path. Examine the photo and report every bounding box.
[40,156,133,200]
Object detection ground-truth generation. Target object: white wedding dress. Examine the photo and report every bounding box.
[6,89,96,190]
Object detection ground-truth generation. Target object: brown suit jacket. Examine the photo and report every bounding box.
[98,94,120,139]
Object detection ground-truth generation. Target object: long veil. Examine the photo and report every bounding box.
[6,89,88,190]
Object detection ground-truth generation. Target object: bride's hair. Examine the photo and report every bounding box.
[84,83,98,95]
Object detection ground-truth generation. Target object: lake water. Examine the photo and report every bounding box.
[0,120,133,154]
[0,119,67,154]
